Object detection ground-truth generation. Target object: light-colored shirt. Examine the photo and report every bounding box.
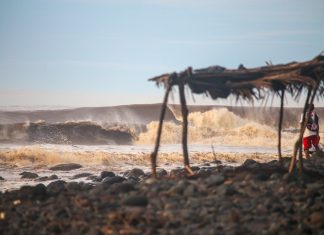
[300,112,319,137]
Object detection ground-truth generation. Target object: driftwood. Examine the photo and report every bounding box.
[149,54,324,177]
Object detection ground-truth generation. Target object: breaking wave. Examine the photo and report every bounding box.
[137,108,300,148]
[0,104,322,147]
[0,121,134,145]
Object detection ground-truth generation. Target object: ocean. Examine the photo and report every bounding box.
[0,104,323,191]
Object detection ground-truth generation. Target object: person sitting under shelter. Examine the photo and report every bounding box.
[300,104,320,159]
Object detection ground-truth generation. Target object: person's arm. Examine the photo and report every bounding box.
[299,114,303,124]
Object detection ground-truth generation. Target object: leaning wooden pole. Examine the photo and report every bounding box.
[297,85,318,175]
[178,78,193,175]
[288,87,312,174]
[277,89,285,167]
[151,85,172,178]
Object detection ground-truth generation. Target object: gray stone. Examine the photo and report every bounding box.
[71,173,92,179]
[156,169,168,177]
[38,175,58,182]
[33,184,47,198]
[123,195,148,207]
[0,176,4,180]
[124,168,145,178]
[255,172,269,181]
[242,159,259,168]
[66,182,81,191]
[87,175,101,182]
[102,176,126,187]
[270,173,281,180]
[205,175,225,187]
[100,171,115,179]
[20,172,39,179]
[110,182,135,194]
[218,185,237,196]
[169,168,185,177]
[49,163,82,171]
[47,180,66,194]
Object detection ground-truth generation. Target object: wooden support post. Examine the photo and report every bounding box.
[298,142,303,175]
[278,89,285,167]
[289,88,311,174]
[289,85,318,175]
[178,79,193,175]
[298,85,318,175]
[151,85,171,178]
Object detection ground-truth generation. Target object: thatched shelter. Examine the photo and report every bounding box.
[149,53,324,177]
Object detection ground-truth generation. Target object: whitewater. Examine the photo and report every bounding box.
[0,104,323,191]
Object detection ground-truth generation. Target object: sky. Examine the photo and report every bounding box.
[0,0,324,107]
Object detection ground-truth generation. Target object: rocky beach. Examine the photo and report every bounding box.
[0,105,323,234]
[1,153,324,235]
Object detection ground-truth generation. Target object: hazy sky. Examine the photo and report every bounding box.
[1,0,324,107]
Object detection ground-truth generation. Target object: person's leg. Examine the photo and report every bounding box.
[303,136,311,159]
[313,135,320,152]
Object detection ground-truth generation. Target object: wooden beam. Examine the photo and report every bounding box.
[151,85,171,178]
[178,79,193,175]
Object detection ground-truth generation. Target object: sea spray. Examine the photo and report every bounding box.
[137,108,299,148]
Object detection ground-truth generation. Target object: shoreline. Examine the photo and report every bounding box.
[1,154,324,234]
[0,150,288,192]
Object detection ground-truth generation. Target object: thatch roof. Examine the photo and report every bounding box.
[148,53,324,178]
[150,54,324,101]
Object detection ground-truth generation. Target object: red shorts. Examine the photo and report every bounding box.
[303,135,320,150]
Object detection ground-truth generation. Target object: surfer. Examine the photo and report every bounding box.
[301,104,320,159]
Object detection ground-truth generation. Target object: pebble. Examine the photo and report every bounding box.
[218,184,237,196]
[123,195,148,207]
[109,182,135,194]
[2,156,324,235]
[205,175,225,187]
[0,176,4,180]
[308,211,323,226]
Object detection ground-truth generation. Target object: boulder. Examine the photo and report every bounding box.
[49,163,82,171]
[169,168,186,178]
[71,173,92,179]
[124,168,145,179]
[47,180,66,194]
[242,159,260,168]
[156,169,168,177]
[102,176,126,187]
[100,171,115,179]
[38,175,58,182]
[20,172,39,179]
